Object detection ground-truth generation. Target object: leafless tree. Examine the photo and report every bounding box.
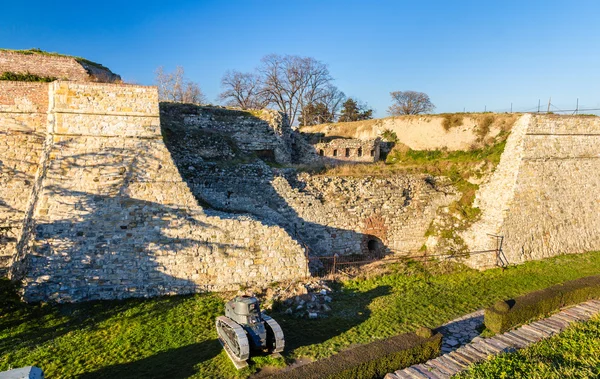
[321,85,346,120]
[218,70,267,109]
[259,54,333,127]
[388,90,435,115]
[155,66,206,104]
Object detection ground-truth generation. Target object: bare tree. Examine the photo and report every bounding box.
[218,70,267,109]
[155,66,206,104]
[259,54,333,127]
[388,91,435,115]
[321,85,346,120]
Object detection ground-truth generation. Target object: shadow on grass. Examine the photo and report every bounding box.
[79,339,221,379]
[0,279,203,355]
[274,284,392,354]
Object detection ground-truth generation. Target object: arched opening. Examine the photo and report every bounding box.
[319,149,324,156]
[357,147,363,157]
[367,239,378,253]
[345,148,350,157]
[333,149,338,157]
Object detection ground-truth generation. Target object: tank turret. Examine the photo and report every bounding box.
[216,296,285,369]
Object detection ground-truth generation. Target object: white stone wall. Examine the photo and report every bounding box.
[463,115,600,268]
[7,81,306,302]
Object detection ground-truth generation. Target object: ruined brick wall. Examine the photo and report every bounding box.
[0,82,49,269]
[463,115,600,268]
[0,50,120,82]
[160,103,293,164]
[5,81,305,302]
[313,138,381,163]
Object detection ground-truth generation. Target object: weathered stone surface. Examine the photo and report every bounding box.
[2,81,306,302]
[463,115,600,268]
[0,50,120,82]
[313,137,381,163]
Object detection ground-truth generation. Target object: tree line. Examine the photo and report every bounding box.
[155,55,435,126]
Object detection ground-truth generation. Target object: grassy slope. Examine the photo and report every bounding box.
[457,315,600,379]
[2,252,600,378]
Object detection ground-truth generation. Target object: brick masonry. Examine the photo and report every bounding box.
[0,50,121,82]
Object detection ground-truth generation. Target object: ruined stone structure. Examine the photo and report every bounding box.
[160,103,292,164]
[1,64,599,302]
[1,81,305,302]
[463,114,600,267]
[313,138,381,163]
[0,50,121,82]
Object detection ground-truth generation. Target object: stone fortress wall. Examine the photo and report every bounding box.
[1,81,306,302]
[160,103,293,164]
[0,50,121,83]
[463,115,600,267]
[0,82,48,269]
[1,71,599,302]
[313,138,381,163]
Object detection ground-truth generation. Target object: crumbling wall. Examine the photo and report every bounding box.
[313,138,381,163]
[463,115,600,268]
[0,50,121,82]
[164,152,459,258]
[7,81,305,302]
[0,82,48,269]
[160,103,293,164]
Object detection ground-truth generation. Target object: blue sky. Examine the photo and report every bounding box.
[2,0,599,117]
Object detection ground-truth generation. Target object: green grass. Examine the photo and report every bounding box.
[457,315,600,379]
[2,252,600,378]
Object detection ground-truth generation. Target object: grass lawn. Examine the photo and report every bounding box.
[457,314,600,379]
[1,251,600,378]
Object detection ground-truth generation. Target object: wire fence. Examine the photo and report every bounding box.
[303,235,508,279]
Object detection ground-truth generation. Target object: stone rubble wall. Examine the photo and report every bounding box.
[171,158,459,257]
[160,103,293,164]
[0,50,120,82]
[0,82,49,268]
[313,138,381,163]
[5,81,306,302]
[463,115,600,268]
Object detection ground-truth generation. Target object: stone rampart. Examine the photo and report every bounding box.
[3,81,305,302]
[0,50,121,82]
[463,115,600,267]
[160,103,293,164]
[0,82,49,269]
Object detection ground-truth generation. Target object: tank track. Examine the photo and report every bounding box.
[216,316,250,366]
[263,314,285,353]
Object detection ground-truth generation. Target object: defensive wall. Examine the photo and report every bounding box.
[1,81,306,302]
[462,114,600,267]
[1,77,599,302]
[0,50,121,82]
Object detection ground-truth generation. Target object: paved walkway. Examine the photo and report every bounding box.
[437,309,484,354]
[385,299,600,379]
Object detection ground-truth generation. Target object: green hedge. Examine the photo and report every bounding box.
[268,329,441,379]
[485,274,600,333]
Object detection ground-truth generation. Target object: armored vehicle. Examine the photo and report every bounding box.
[216,296,285,369]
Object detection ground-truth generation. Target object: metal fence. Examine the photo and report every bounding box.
[303,235,508,279]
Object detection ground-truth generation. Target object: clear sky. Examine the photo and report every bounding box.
[2,0,599,117]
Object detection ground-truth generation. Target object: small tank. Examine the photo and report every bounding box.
[216,296,284,369]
